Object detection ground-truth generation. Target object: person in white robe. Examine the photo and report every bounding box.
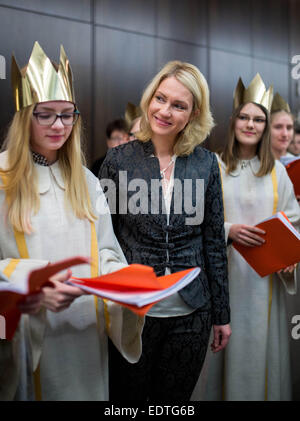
[0,42,143,401]
[192,100,300,401]
[270,93,295,161]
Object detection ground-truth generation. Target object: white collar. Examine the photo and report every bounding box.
[36,161,65,193]
[217,154,261,177]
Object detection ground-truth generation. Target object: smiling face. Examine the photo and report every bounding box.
[147,76,194,145]
[234,102,267,158]
[270,111,294,158]
[30,100,75,163]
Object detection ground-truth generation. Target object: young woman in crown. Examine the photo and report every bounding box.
[270,93,295,160]
[0,42,143,401]
[192,75,300,401]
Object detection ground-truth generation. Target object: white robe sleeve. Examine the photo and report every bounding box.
[91,175,144,363]
[224,222,233,243]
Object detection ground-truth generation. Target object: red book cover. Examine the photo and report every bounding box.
[0,256,89,340]
[233,212,300,277]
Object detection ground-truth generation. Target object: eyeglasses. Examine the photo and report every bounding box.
[33,110,80,126]
[237,115,266,124]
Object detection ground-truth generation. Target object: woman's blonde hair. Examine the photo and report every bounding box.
[0,104,96,234]
[220,102,274,177]
[137,60,214,156]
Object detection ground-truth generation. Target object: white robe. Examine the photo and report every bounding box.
[0,151,144,401]
[192,155,300,401]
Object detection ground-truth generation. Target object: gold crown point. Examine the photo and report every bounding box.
[233,78,245,110]
[233,73,273,111]
[11,41,75,111]
[125,102,141,127]
[271,92,290,113]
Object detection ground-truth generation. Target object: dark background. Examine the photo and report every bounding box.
[0,0,299,400]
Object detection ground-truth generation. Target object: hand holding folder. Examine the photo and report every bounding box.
[0,256,89,340]
[0,258,199,339]
[233,212,300,277]
[68,264,200,315]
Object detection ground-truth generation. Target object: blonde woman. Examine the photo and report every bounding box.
[0,42,143,401]
[100,61,231,400]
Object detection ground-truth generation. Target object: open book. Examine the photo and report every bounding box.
[233,212,300,277]
[68,264,200,315]
[0,258,199,339]
[0,256,89,340]
[280,156,300,196]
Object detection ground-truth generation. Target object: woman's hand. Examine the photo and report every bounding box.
[41,269,84,313]
[18,292,45,314]
[229,224,265,247]
[211,324,232,353]
[277,263,297,274]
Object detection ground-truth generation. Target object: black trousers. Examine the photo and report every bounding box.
[109,307,212,401]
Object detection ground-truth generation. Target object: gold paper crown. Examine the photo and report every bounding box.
[233,73,273,111]
[124,102,141,129]
[11,41,75,111]
[271,92,291,113]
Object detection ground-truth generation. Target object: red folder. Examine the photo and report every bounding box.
[233,212,300,277]
[69,265,200,315]
[0,256,89,340]
[281,158,300,196]
[0,259,199,339]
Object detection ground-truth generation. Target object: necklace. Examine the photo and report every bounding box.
[241,160,250,169]
[160,157,175,178]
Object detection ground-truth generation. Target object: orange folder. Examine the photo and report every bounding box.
[233,212,300,277]
[72,264,161,291]
[69,265,200,315]
[0,259,199,339]
[0,256,89,340]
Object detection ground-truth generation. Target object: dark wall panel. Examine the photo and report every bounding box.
[94,27,156,160]
[0,1,91,21]
[252,0,289,62]
[209,49,253,150]
[289,0,300,117]
[209,0,252,54]
[156,39,207,78]
[289,0,300,58]
[95,0,156,35]
[0,7,92,156]
[253,59,289,102]
[157,0,207,46]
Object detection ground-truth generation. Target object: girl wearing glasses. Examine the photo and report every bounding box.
[0,42,143,401]
[193,78,300,401]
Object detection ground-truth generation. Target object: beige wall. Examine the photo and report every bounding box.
[0,0,299,400]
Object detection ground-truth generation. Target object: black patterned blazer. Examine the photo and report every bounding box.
[99,140,230,325]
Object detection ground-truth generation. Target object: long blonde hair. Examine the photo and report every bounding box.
[0,105,96,234]
[220,102,274,177]
[137,61,214,156]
